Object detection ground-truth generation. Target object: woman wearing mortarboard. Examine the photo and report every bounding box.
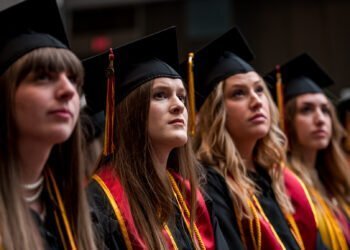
[84,27,224,249]
[266,53,350,249]
[189,27,325,250]
[0,0,97,249]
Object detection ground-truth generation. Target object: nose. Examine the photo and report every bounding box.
[56,73,77,101]
[314,108,326,126]
[169,95,185,114]
[250,91,263,111]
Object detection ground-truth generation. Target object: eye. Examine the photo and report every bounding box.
[177,94,187,104]
[299,105,313,114]
[153,91,167,100]
[34,71,53,82]
[321,106,330,115]
[255,85,264,94]
[67,73,79,86]
[231,89,245,98]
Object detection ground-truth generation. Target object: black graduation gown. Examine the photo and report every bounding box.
[31,193,64,250]
[88,180,195,250]
[249,167,300,250]
[205,166,302,250]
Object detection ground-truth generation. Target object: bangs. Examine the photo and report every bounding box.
[15,47,84,89]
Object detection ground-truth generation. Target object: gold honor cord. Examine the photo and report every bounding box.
[275,65,285,132]
[187,52,196,137]
[45,170,77,250]
[92,175,133,250]
[103,48,116,156]
[251,195,286,250]
[94,174,180,249]
[167,172,206,250]
[164,224,179,250]
[236,194,306,250]
[309,188,348,250]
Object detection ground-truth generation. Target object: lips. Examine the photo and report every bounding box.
[311,129,328,137]
[169,118,185,125]
[48,108,73,118]
[248,113,266,122]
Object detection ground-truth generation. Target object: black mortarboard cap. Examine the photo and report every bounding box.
[264,53,334,102]
[0,0,68,75]
[83,26,181,114]
[183,27,255,109]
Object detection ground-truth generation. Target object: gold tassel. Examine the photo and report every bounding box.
[276,65,285,132]
[187,52,196,137]
[103,48,115,156]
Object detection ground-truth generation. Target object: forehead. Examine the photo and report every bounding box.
[296,93,329,105]
[224,71,261,87]
[152,77,185,90]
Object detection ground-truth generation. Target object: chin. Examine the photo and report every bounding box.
[314,141,330,150]
[48,128,75,144]
[251,127,269,140]
[168,133,188,148]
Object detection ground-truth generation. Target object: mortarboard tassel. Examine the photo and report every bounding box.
[187,52,196,137]
[275,65,285,132]
[103,48,116,156]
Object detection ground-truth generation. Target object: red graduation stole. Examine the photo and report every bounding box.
[93,166,215,250]
[236,168,306,250]
[283,167,318,250]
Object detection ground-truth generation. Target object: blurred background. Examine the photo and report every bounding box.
[2,0,349,99]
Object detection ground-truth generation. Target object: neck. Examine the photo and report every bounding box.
[300,147,317,170]
[19,137,53,212]
[151,146,171,182]
[19,138,52,184]
[236,138,256,171]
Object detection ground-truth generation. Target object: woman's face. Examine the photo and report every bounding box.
[15,70,80,145]
[293,93,332,150]
[148,77,188,151]
[224,71,271,144]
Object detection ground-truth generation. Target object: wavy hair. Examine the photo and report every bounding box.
[194,76,293,218]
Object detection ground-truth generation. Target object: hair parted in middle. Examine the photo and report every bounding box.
[101,79,202,249]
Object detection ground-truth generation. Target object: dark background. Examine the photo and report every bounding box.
[2,0,349,99]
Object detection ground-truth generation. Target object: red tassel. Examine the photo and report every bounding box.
[103,48,115,156]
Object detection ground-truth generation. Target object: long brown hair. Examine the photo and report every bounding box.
[285,96,350,202]
[105,80,200,249]
[0,47,97,250]
[194,77,293,218]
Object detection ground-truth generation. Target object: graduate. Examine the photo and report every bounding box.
[0,0,97,249]
[188,27,324,250]
[266,53,350,249]
[83,27,223,249]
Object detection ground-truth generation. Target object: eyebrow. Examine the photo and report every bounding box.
[152,83,187,93]
[299,101,329,106]
[229,80,262,88]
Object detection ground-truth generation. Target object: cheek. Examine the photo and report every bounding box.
[294,117,310,139]
[326,116,332,132]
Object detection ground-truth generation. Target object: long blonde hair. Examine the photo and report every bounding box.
[0,47,97,250]
[194,77,293,218]
[285,96,350,203]
[103,80,201,249]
